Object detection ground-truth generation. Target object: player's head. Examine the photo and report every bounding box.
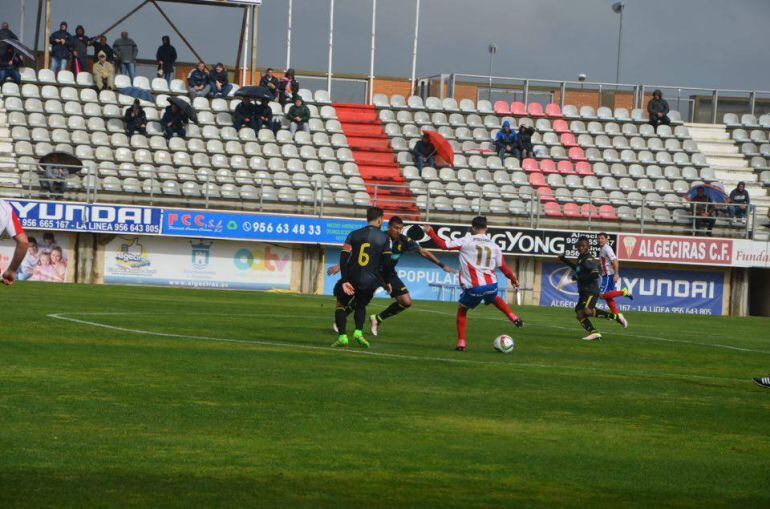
[597,232,608,247]
[576,236,590,255]
[470,216,488,234]
[366,206,384,227]
[387,216,404,239]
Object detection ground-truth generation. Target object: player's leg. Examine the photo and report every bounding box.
[332,281,354,347]
[576,293,601,341]
[598,276,629,328]
[456,290,481,351]
[371,277,411,336]
[352,288,375,348]
[491,294,523,327]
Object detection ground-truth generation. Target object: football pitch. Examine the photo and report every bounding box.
[1,284,769,508]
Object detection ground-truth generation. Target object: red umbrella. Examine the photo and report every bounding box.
[423,130,454,167]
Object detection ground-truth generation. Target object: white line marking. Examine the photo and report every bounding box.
[45,312,747,384]
[415,309,770,356]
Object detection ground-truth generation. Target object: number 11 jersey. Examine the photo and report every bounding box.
[445,234,503,289]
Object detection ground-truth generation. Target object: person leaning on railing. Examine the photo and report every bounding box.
[726,182,750,222]
[42,164,67,198]
[690,186,716,236]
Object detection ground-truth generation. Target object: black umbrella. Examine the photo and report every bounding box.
[39,151,83,174]
[1,38,36,67]
[167,96,197,124]
[118,86,155,104]
[235,86,274,101]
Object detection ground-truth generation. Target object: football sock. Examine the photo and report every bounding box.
[493,296,519,323]
[456,306,468,341]
[334,307,348,336]
[354,304,366,330]
[578,317,597,333]
[377,301,407,321]
[604,290,625,300]
[601,296,620,314]
[594,309,614,320]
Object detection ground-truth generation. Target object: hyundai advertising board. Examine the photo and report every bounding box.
[539,263,724,315]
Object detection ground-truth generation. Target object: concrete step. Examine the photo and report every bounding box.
[690,131,730,142]
[0,128,9,138]
[713,169,757,183]
[696,141,739,155]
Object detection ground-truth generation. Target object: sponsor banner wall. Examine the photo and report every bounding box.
[9,200,162,235]
[617,233,733,266]
[0,230,74,283]
[410,223,616,258]
[103,236,293,290]
[539,263,725,315]
[322,247,509,302]
[732,239,770,268]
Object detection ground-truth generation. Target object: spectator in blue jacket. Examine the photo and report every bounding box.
[49,21,72,74]
[0,45,22,84]
[187,61,210,98]
[210,63,232,98]
[161,103,187,139]
[411,133,436,171]
[155,36,177,85]
[255,99,279,134]
[70,25,90,75]
[495,121,519,160]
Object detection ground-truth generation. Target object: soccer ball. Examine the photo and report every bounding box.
[493,335,515,354]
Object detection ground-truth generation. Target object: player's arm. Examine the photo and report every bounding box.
[417,247,457,273]
[2,231,29,285]
[499,257,519,287]
[379,240,394,292]
[422,225,462,251]
[612,258,620,281]
[558,253,576,268]
[338,234,355,295]
[327,264,340,276]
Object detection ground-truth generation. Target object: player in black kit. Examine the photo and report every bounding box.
[332,207,393,348]
[558,236,619,341]
[329,216,456,337]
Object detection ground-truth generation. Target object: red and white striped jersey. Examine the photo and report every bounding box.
[0,200,23,239]
[599,243,617,276]
[445,234,503,289]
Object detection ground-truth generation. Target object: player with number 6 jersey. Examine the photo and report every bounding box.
[423,216,523,351]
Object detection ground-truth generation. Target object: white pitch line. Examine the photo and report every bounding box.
[45,312,748,384]
[415,309,770,356]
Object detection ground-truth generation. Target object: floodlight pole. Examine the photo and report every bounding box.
[286,0,292,69]
[19,0,25,43]
[368,0,377,105]
[488,43,497,102]
[613,2,625,84]
[327,0,334,94]
[251,3,259,85]
[241,5,250,85]
[409,0,421,94]
[43,0,50,69]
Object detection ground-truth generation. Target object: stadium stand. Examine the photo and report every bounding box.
[1,67,768,237]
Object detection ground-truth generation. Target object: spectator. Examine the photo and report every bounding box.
[187,61,210,98]
[49,21,72,74]
[495,121,519,160]
[210,62,232,98]
[727,181,750,221]
[161,103,187,139]
[124,99,147,136]
[278,67,299,106]
[647,89,670,131]
[43,164,67,198]
[91,50,115,91]
[90,34,114,64]
[691,186,715,236]
[0,21,18,55]
[259,67,279,99]
[71,25,89,75]
[113,31,138,81]
[287,96,311,138]
[411,132,436,171]
[17,236,39,281]
[233,97,258,130]
[155,35,177,85]
[0,45,22,84]
[517,125,535,161]
[255,99,279,134]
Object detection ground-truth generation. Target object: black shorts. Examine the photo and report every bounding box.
[334,280,376,309]
[386,275,410,298]
[575,290,599,312]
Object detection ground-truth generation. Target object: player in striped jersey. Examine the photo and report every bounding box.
[0,199,30,285]
[597,232,632,328]
[423,216,522,351]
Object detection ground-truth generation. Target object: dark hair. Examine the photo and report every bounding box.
[389,216,404,226]
[75,25,84,34]
[597,232,608,239]
[577,236,589,244]
[162,35,170,44]
[471,216,487,230]
[28,236,37,245]
[43,232,55,241]
[266,67,274,73]
[366,206,384,222]
[51,246,63,255]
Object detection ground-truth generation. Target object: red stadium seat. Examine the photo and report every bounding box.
[493,101,510,115]
[543,201,562,217]
[537,186,555,202]
[575,161,593,175]
[540,159,557,174]
[581,203,599,218]
[529,172,547,187]
[527,103,545,118]
[563,202,582,218]
[545,103,563,118]
[522,158,539,173]
[553,119,569,134]
[568,147,586,161]
[557,161,575,174]
[560,133,578,147]
[599,204,618,220]
[510,102,527,116]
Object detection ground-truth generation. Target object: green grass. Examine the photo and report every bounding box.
[1,283,770,508]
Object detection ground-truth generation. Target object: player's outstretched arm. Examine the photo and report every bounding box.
[2,232,29,286]
[418,248,457,273]
[422,225,461,251]
[499,257,519,287]
[327,264,341,276]
[558,253,576,268]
